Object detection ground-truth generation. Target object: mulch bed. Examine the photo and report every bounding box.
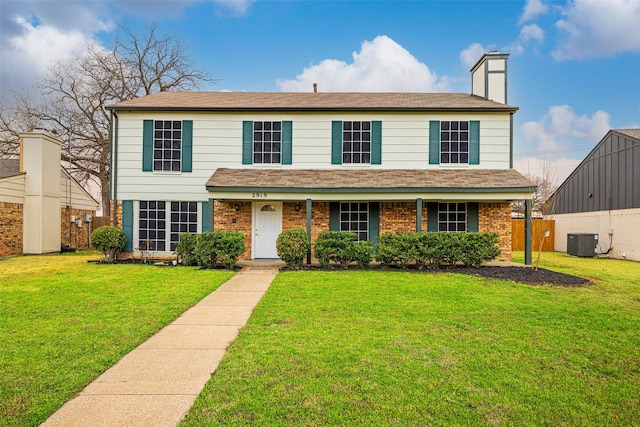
[451,266,590,286]
[282,264,590,286]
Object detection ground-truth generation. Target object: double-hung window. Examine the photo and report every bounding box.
[138,201,198,252]
[142,120,193,172]
[253,121,282,164]
[332,120,382,165]
[342,121,371,164]
[154,121,182,171]
[427,202,479,233]
[438,202,467,232]
[440,121,469,164]
[340,202,369,241]
[429,120,479,165]
[243,121,292,165]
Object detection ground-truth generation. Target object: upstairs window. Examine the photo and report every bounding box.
[440,121,469,164]
[253,121,282,164]
[142,120,192,172]
[154,120,182,171]
[242,121,292,165]
[429,120,479,165]
[343,121,371,164]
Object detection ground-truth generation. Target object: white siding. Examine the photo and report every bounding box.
[0,174,25,203]
[59,171,99,210]
[552,208,640,262]
[114,111,513,200]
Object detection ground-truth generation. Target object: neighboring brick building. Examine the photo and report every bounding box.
[107,52,534,263]
[0,131,98,256]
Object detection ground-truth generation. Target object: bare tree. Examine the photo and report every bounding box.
[0,23,214,212]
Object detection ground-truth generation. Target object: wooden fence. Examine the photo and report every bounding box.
[512,219,555,251]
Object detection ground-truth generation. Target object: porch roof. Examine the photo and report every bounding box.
[205,168,534,195]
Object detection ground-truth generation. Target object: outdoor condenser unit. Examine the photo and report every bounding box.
[567,233,598,257]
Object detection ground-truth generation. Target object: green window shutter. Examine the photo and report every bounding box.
[467,202,479,232]
[329,202,340,231]
[181,120,193,172]
[122,200,133,252]
[427,202,438,232]
[282,120,292,165]
[371,121,382,164]
[469,120,480,165]
[429,120,440,165]
[201,200,212,232]
[242,121,253,165]
[331,121,342,165]
[369,202,380,242]
[142,120,154,171]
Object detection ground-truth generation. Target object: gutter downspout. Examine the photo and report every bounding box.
[111,110,119,226]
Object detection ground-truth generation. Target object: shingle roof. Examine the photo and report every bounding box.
[616,128,640,140]
[107,92,518,112]
[0,159,21,179]
[206,168,534,193]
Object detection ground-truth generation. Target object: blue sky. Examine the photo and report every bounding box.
[1,0,639,184]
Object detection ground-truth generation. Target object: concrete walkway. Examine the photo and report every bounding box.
[42,267,279,427]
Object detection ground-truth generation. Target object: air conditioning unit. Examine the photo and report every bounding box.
[567,233,598,257]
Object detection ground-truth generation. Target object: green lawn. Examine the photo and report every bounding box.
[182,252,640,426]
[0,252,234,427]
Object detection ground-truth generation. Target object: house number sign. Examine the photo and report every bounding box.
[251,192,268,198]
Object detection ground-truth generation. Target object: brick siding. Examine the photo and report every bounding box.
[479,202,512,260]
[214,200,252,260]
[0,202,24,256]
[61,207,95,250]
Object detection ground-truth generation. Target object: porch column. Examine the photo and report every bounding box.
[524,199,532,265]
[416,198,423,232]
[306,198,312,265]
[208,198,214,232]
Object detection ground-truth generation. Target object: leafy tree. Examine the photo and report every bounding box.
[0,23,214,214]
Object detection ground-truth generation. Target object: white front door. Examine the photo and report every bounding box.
[253,202,282,258]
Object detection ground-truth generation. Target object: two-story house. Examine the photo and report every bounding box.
[107,52,535,263]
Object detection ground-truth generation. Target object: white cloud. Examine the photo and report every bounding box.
[520,105,610,153]
[520,24,544,43]
[459,43,488,69]
[519,0,549,24]
[212,0,254,15]
[277,35,445,92]
[1,17,99,99]
[553,0,640,60]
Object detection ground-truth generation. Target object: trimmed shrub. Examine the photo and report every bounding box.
[375,231,502,269]
[459,232,501,267]
[349,240,374,268]
[175,233,199,266]
[91,226,126,263]
[195,231,245,269]
[314,231,373,268]
[276,228,310,268]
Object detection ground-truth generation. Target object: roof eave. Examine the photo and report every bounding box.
[106,105,519,113]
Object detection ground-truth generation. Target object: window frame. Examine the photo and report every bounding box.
[342,121,372,164]
[438,202,467,232]
[440,120,469,165]
[252,121,282,164]
[339,202,369,242]
[137,201,200,253]
[153,120,183,172]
